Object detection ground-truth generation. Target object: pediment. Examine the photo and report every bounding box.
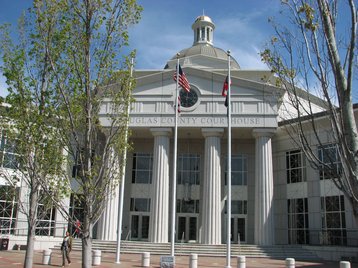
[122,67,285,129]
[134,67,283,98]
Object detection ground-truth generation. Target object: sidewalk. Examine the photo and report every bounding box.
[0,249,348,267]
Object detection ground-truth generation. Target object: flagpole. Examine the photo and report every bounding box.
[226,50,232,268]
[115,57,134,263]
[170,53,180,257]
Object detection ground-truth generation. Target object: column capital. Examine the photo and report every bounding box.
[150,128,172,137]
[252,128,276,138]
[201,128,224,138]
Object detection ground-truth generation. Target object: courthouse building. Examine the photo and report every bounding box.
[95,15,358,246]
[1,15,358,248]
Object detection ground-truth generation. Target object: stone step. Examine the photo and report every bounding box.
[53,240,321,260]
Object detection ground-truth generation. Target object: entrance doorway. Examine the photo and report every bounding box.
[177,215,198,242]
[231,217,246,243]
[130,214,149,240]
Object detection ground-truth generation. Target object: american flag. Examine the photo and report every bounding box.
[174,64,190,92]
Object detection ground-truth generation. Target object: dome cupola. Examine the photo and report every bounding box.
[164,15,240,70]
[192,15,215,46]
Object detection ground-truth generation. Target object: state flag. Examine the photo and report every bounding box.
[222,75,229,97]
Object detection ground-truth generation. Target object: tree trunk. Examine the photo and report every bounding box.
[81,220,93,268]
[23,188,38,268]
[23,230,35,268]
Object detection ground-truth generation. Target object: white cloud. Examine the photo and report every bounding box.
[129,6,273,71]
[0,75,8,98]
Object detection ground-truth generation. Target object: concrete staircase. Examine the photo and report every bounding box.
[54,240,322,261]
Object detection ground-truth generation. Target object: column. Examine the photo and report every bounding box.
[97,191,119,240]
[55,196,70,237]
[97,149,120,240]
[201,128,223,244]
[253,128,276,245]
[149,128,172,243]
[55,147,70,237]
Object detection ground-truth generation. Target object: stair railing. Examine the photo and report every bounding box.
[238,233,241,255]
[179,232,185,256]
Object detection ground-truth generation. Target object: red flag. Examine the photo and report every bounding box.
[222,75,229,96]
[174,64,190,92]
[222,76,231,107]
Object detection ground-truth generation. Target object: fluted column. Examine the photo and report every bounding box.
[97,189,119,240]
[201,128,224,244]
[253,128,276,245]
[97,149,120,241]
[149,128,172,243]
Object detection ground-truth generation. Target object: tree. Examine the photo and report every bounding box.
[0,17,70,268]
[261,0,358,217]
[0,0,142,267]
[33,1,141,267]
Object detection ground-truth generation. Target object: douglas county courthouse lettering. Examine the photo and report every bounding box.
[1,15,357,251]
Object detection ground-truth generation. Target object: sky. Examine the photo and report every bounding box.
[0,0,355,102]
[0,0,283,98]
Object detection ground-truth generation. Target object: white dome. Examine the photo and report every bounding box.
[164,15,240,70]
[194,15,213,24]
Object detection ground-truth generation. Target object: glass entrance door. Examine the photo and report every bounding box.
[130,214,149,241]
[177,216,197,242]
[231,217,246,243]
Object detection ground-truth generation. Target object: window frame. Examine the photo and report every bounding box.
[320,195,347,245]
[224,154,248,186]
[287,198,309,244]
[286,150,306,184]
[0,131,19,170]
[131,153,153,184]
[318,144,342,180]
[177,154,200,185]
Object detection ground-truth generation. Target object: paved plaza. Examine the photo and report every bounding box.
[0,249,353,267]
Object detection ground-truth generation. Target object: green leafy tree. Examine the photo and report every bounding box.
[0,18,69,268]
[1,0,141,267]
[32,1,141,267]
[261,0,358,217]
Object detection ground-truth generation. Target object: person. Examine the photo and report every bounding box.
[74,220,81,238]
[61,231,73,267]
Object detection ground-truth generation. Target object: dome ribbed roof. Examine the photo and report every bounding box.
[178,44,227,60]
[167,44,240,69]
[194,15,213,24]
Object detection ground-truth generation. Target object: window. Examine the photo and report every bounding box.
[72,148,96,178]
[318,144,342,180]
[288,198,309,244]
[321,195,346,245]
[224,200,247,214]
[36,194,56,236]
[132,153,153,184]
[130,198,151,212]
[177,154,200,185]
[0,131,19,169]
[0,186,18,235]
[224,155,248,185]
[286,150,306,183]
[177,199,199,213]
[68,193,85,234]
